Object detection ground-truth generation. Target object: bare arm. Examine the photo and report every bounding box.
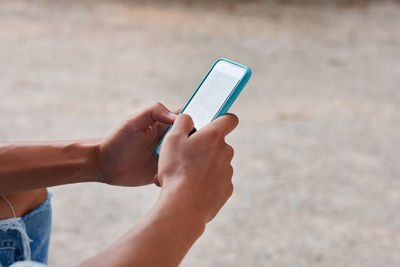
[0,140,100,194]
[80,114,238,267]
[0,103,176,195]
[0,104,237,266]
[80,190,206,267]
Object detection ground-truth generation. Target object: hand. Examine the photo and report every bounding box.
[98,103,177,187]
[79,113,238,267]
[157,113,238,223]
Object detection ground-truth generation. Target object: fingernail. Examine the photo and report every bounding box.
[168,112,177,119]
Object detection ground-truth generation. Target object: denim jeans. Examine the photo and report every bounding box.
[0,192,52,267]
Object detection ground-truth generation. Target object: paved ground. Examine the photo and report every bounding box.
[1,0,400,266]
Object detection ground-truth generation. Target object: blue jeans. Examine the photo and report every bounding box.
[0,192,52,267]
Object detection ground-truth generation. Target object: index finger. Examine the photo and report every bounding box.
[168,114,195,136]
[199,113,239,137]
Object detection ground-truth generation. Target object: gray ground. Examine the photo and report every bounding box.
[1,0,400,266]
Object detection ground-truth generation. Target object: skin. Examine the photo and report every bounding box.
[0,103,238,266]
[0,189,47,219]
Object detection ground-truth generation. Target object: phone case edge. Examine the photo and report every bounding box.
[156,58,252,156]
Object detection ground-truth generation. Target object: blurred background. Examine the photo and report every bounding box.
[1,0,400,266]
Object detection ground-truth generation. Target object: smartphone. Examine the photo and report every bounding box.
[156,58,252,155]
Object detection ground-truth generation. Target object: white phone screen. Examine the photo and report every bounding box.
[182,61,245,130]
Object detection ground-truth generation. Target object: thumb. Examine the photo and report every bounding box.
[128,103,177,130]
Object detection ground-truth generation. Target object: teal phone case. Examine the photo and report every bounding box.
[156,58,252,155]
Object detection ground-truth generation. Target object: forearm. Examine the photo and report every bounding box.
[80,188,205,267]
[0,139,102,194]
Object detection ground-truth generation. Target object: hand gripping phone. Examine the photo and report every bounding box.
[156,58,252,155]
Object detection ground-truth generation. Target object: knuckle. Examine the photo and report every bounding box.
[228,165,234,177]
[226,145,234,159]
[209,128,223,141]
[227,182,234,197]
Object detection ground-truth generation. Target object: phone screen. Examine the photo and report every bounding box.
[182,61,246,130]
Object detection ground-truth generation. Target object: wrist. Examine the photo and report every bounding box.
[156,186,206,237]
[68,139,103,183]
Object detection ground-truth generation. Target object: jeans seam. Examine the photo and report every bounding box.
[0,247,16,250]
